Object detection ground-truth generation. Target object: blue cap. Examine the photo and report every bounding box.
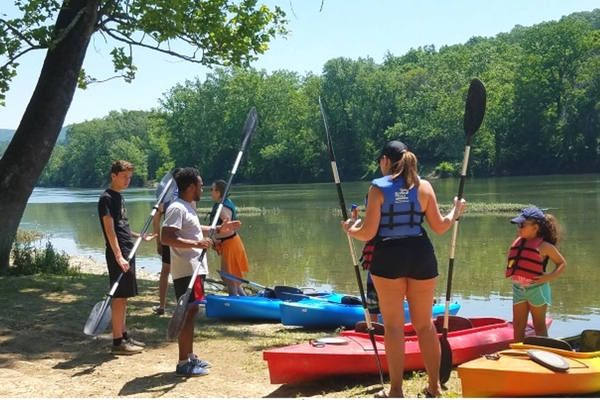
[510,206,545,224]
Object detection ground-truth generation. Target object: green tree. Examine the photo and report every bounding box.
[0,0,287,273]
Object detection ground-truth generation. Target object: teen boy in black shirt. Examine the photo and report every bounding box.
[98,160,154,354]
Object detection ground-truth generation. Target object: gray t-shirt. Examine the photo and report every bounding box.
[163,198,208,279]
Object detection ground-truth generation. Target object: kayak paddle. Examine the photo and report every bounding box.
[167,107,258,340]
[218,270,326,300]
[84,171,176,336]
[439,78,487,384]
[319,96,386,392]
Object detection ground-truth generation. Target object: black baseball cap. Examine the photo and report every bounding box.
[378,140,408,162]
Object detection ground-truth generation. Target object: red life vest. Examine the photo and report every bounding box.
[506,236,548,279]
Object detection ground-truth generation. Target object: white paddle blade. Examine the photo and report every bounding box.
[167,291,190,340]
[155,172,178,204]
[527,349,570,372]
[310,337,349,347]
[83,299,112,336]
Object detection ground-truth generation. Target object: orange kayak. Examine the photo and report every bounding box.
[458,330,600,397]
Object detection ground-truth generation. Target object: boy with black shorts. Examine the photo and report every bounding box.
[98,160,153,354]
[161,167,239,376]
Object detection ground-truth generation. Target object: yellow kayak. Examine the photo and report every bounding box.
[458,330,600,397]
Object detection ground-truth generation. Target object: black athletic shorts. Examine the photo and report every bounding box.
[106,249,138,298]
[161,245,171,264]
[369,233,438,280]
[173,274,206,303]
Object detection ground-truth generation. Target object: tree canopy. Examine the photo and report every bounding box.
[0,0,287,273]
[38,9,600,187]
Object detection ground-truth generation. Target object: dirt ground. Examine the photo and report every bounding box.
[0,260,463,398]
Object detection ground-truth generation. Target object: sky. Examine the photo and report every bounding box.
[1,0,599,129]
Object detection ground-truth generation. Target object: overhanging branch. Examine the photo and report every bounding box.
[103,28,207,64]
[1,45,44,70]
[0,19,41,49]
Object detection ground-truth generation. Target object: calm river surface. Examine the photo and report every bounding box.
[21,174,600,337]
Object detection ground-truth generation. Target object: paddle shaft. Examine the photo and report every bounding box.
[319,97,386,390]
[185,139,253,291]
[168,108,258,339]
[219,269,267,290]
[442,137,471,331]
[440,78,486,384]
[107,177,176,297]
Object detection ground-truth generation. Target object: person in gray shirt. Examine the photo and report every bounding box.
[161,167,239,377]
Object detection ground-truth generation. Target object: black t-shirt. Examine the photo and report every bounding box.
[98,188,134,256]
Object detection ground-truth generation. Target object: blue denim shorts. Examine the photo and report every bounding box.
[512,282,551,307]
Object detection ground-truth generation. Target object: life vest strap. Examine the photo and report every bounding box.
[512,264,544,276]
[508,255,545,266]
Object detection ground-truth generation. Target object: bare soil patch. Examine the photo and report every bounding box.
[0,258,463,397]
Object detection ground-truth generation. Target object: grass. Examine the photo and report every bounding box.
[0,272,466,397]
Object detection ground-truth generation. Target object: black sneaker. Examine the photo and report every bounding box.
[152,306,165,315]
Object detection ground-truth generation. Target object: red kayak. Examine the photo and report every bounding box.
[263,316,552,384]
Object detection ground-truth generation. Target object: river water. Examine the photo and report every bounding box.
[20,174,600,336]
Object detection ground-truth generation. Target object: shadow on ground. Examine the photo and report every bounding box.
[265,375,382,398]
[0,274,170,368]
[118,372,187,396]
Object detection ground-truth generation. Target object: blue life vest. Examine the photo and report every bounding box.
[372,175,424,238]
[209,197,238,224]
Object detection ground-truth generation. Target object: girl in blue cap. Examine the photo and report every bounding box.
[506,206,567,342]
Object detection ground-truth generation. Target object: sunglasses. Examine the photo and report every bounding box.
[517,220,537,228]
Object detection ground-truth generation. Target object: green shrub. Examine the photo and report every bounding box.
[10,230,79,277]
[434,161,457,178]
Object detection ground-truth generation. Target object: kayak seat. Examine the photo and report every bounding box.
[261,288,277,299]
[434,316,473,333]
[274,285,303,296]
[341,296,362,305]
[580,330,600,352]
[523,336,572,351]
[354,321,385,335]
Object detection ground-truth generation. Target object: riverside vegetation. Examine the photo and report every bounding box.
[30,9,600,188]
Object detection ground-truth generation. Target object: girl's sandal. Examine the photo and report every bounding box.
[421,388,439,398]
[375,389,404,398]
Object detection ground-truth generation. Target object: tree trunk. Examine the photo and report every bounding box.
[0,0,100,274]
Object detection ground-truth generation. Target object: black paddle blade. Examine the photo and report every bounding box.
[463,78,487,138]
[318,97,335,161]
[155,172,177,204]
[439,333,452,384]
[83,298,112,336]
[240,107,259,149]
[167,290,191,341]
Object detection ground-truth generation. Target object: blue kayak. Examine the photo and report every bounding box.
[279,299,461,328]
[205,292,346,321]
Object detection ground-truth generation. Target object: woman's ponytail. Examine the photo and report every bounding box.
[391,151,419,189]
